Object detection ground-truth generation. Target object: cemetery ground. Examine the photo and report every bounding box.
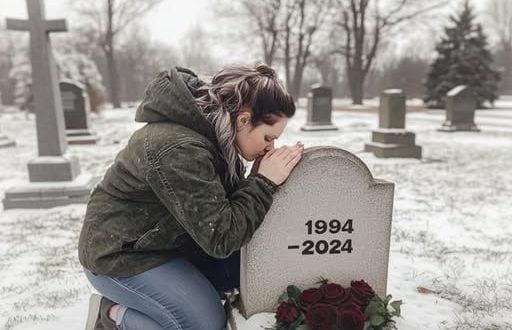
[1,99,512,330]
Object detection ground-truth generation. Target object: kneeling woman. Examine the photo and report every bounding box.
[79,63,304,330]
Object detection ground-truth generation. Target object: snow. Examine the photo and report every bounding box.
[1,102,512,329]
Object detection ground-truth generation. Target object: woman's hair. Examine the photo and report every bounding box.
[194,63,295,187]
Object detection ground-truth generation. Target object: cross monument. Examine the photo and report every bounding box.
[3,0,97,209]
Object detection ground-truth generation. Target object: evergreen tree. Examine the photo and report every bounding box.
[424,0,501,108]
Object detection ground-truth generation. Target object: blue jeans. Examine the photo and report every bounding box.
[84,250,240,330]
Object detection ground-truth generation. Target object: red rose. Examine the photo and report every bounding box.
[305,304,335,330]
[275,302,299,324]
[300,288,322,309]
[350,280,375,307]
[320,283,349,306]
[336,305,366,330]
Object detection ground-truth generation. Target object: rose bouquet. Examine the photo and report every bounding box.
[273,279,402,330]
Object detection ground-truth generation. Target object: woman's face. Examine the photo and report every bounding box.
[235,107,288,161]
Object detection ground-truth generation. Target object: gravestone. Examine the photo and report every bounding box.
[438,85,480,132]
[364,89,422,158]
[3,0,97,209]
[60,80,98,144]
[238,146,394,317]
[301,85,338,131]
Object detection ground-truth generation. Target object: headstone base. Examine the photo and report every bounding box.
[28,155,81,182]
[0,135,16,148]
[365,129,422,159]
[437,122,480,132]
[67,129,99,145]
[365,142,422,159]
[2,174,100,210]
[300,123,338,131]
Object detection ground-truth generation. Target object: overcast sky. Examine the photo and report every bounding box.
[0,0,499,65]
[0,0,210,46]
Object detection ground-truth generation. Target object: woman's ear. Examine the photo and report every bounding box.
[236,110,252,131]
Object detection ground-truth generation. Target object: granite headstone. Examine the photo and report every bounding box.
[438,85,480,132]
[365,89,422,158]
[238,147,394,318]
[301,85,338,131]
[60,80,98,144]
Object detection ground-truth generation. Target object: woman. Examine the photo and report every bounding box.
[79,63,304,330]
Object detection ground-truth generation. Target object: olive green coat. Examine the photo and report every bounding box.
[78,67,277,276]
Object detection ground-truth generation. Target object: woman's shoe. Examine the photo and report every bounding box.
[85,294,117,330]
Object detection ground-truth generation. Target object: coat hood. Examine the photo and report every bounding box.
[135,67,216,140]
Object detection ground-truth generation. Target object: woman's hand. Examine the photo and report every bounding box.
[256,142,304,185]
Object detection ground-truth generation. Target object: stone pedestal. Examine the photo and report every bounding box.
[438,85,480,132]
[365,129,422,159]
[301,85,338,131]
[3,173,99,210]
[239,147,394,317]
[67,129,100,145]
[365,89,422,159]
[3,154,100,209]
[27,155,80,182]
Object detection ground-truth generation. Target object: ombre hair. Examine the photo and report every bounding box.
[194,63,295,187]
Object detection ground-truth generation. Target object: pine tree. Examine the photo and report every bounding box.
[424,0,501,108]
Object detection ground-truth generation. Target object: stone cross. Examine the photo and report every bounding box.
[238,147,394,317]
[6,0,68,156]
[3,0,97,209]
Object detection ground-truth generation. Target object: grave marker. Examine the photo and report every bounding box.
[239,147,394,317]
[365,89,422,158]
[438,85,480,132]
[301,85,338,131]
[3,0,97,209]
[60,80,98,144]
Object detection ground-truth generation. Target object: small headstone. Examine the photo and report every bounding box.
[60,80,98,145]
[438,85,480,132]
[364,89,422,158]
[301,85,338,131]
[3,0,97,210]
[238,147,394,317]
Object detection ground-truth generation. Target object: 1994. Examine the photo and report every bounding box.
[288,219,354,255]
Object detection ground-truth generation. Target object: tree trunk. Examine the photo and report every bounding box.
[106,0,121,108]
[106,48,121,108]
[348,65,364,105]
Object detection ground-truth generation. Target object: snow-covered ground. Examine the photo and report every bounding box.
[0,100,511,329]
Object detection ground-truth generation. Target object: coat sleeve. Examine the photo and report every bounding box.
[145,140,278,258]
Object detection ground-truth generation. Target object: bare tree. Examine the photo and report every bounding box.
[111,23,184,102]
[333,0,447,104]
[0,24,25,105]
[487,0,512,93]
[216,0,330,99]
[179,24,219,74]
[241,0,282,66]
[282,0,332,99]
[71,0,162,108]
